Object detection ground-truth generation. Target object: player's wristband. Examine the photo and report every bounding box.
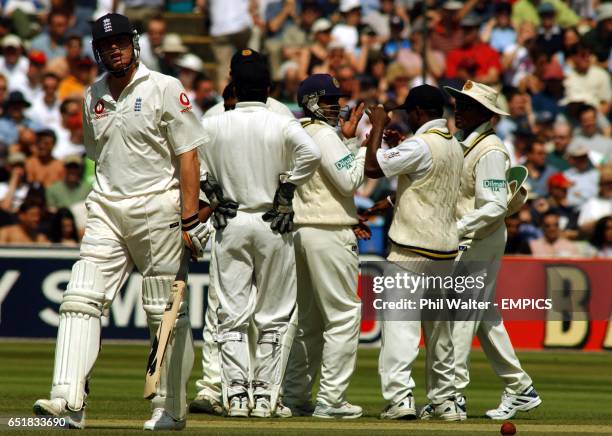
[181,213,199,231]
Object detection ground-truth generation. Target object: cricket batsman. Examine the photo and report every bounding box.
[32,13,211,430]
[364,85,464,421]
[282,74,366,418]
[197,49,320,417]
[444,80,542,420]
[190,81,295,417]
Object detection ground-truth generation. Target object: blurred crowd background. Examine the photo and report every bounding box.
[0,0,610,257]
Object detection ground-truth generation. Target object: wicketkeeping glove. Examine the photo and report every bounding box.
[262,180,297,234]
[181,213,213,259]
[200,174,239,229]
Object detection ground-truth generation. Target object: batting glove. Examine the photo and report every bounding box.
[200,174,239,230]
[181,213,213,259]
[262,181,297,234]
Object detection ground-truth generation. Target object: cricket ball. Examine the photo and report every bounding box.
[500,421,516,435]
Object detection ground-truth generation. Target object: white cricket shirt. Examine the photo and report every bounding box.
[83,63,206,199]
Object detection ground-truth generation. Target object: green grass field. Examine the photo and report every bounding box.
[1,341,611,435]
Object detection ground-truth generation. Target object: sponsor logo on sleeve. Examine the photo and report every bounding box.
[93,99,109,119]
[383,150,400,161]
[179,92,192,113]
[335,153,355,170]
[483,179,507,192]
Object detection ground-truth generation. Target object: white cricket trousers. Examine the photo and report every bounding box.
[378,247,456,405]
[49,189,194,419]
[284,226,361,407]
[452,225,533,395]
[213,211,296,400]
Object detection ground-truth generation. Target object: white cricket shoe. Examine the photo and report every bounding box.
[380,394,416,420]
[251,396,292,418]
[313,402,362,419]
[419,398,462,421]
[189,395,224,416]
[143,408,186,431]
[456,395,467,421]
[227,394,249,418]
[486,386,542,420]
[33,398,85,429]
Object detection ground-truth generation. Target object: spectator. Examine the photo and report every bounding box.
[0,200,48,244]
[525,140,556,197]
[191,74,218,120]
[396,21,446,85]
[0,91,43,147]
[263,0,300,81]
[501,21,536,87]
[582,4,612,66]
[158,33,187,78]
[546,172,579,235]
[46,33,84,79]
[535,3,563,58]
[529,211,579,257]
[512,0,579,29]
[578,165,612,235]
[54,98,86,159]
[363,0,396,42]
[0,34,28,87]
[122,0,164,33]
[546,122,572,170]
[430,0,465,54]
[176,53,205,101]
[208,0,253,90]
[47,207,80,246]
[496,87,532,140]
[58,55,96,100]
[564,141,600,207]
[45,154,91,212]
[480,2,517,54]
[573,106,612,164]
[10,50,46,105]
[0,151,30,213]
[26,72,62,134]
[25,129,65,188]
[29,9,70,60]
[505,213,532,254]
[13,127,36,156]
[298,18,332,78]
[445,13,502,85]
[531,60,564,119]
[0,74,7,117]
[588,215,612,258]
[564,43,612,115]
[138,14,166,72]
[381,15,410,62]
[332,0,362,54]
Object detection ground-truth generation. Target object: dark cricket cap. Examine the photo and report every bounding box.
[230,49,270,88]
[92,13,133,43]
[394,84,444,112]
[297,74,346,105]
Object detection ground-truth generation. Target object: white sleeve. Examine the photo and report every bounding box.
[457,150,509,239]
[284,118,322,186]
[316,129,365,196]
[82,99,96,161]
[375,137,432,178]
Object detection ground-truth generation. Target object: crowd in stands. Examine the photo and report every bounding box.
[0,0,610,257]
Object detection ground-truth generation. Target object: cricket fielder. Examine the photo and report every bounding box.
[33,14,211,430]
[364,85,463,421]
[190,82,295,417]
[281,74,365,419]
[198,49,320,418]
[444,80,541,420]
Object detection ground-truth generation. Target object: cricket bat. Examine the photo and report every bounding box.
[143,248,191,399]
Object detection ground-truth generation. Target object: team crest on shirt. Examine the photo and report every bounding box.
[179,92,192,113]
[134,97,142,112]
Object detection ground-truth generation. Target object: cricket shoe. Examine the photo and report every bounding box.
[251,396,292,418]
[380,393,416,420]
[143,408,186,431]
[189,395,224,416]
[456,395,467,420]
[285,400,315,417]
[313,402,362,419]
[227,394,250,418]
[419,398,462,421]
[33,398,85,429]
[486,386,542,420]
